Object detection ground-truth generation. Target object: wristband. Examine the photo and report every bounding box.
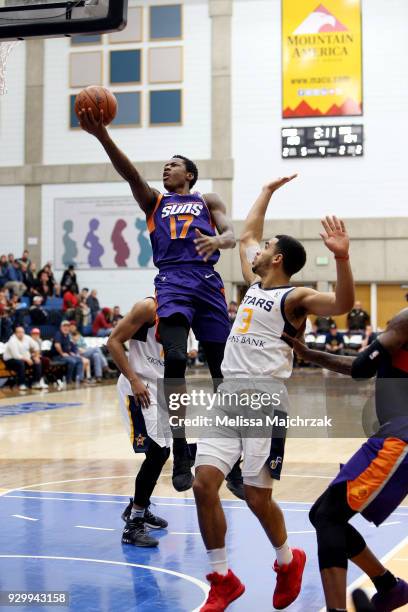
[335,254,349,261]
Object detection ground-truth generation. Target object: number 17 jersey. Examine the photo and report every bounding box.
[222,283,298,379]
[147,192,220,269]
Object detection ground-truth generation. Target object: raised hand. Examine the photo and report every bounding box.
[78,107,108,140]
[320,216,349,258]
[263,174,298,194]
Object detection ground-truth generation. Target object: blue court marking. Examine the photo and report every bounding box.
[1,491,407,611]
[0,402,82,417]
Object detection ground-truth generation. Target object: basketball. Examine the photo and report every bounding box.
[75,86,118,126]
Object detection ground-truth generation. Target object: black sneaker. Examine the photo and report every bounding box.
[144,507,168,530]
[121,498,133,523]
[121,518,159,547]
[172,444,194,492]
[226,461,245,501]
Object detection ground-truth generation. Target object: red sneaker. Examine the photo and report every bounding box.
[273,548,306,609]
[200,569,245,612]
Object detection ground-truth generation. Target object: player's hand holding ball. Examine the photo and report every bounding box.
[75,86,118,139]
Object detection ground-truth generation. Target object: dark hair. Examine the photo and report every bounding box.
[173,155,198,188]
[274,235,307,277]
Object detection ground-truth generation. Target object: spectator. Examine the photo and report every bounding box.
[78,296,92,331]
[60,264,79,295]
[359,324,378,352]
[79,288,89,301]
[325,324,345,355]
[315,315,335,334]
[4,260,26,297]
[69,322,112,382]
[228,301,238,324]
[0,288,8,307]
[92,307,113,337]
[30,296,49,325]
[30,328,50,384]
[3,325,45,390]
[7,253,15,265]
[63,289,79,313]
[87,289,100,321]
[33,270,53,301]
[347,301,370,332]
[22,262,37,298]
[0,255,8,288]
[0,304,13,343]
[17,250,31,267]
[39,262,56,286]
[112,305,123,323]
[51,320,83,384]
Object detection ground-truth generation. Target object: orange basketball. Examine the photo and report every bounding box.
[75,86,118,126]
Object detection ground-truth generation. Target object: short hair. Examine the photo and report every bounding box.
[173,155,198,188]
[274,235,307,277]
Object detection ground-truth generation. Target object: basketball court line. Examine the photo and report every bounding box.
[0,555,209,612]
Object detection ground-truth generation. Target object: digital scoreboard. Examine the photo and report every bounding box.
[282,125,363,159]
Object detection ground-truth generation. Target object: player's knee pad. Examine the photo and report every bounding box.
[164,347,188,378]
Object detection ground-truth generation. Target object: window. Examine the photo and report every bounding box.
[112,92,141,127]
[71,34,102,45]
[70,52,102,88]
[110,49,141,84]
[150,5,182,40]
[150,90,182,125]
[109,7,143,43]
[149,47,182,83]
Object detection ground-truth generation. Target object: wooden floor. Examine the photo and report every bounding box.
[0,372,406,610]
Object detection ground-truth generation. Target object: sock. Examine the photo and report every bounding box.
[207,548,228,576]
[372,570,398,593]
[274,540,293,566]
[130,507,145,520]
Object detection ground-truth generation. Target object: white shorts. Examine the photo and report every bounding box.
[117,375,172,449]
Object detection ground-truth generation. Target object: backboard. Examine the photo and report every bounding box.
[0,0,128,40]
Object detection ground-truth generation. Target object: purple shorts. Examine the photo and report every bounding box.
[154,265,230,343]
[331,432,408,526]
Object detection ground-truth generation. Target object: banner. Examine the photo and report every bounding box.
[54,196,154,271]
[282,0,362,118]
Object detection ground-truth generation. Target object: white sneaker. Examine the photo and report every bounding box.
[18,384,27,390]
[32,382,42,389]
[39,378,48,389]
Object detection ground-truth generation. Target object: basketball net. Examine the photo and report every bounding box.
[0,41,20,95]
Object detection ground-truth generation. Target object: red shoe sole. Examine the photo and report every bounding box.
[273,550,306,610]
[201,583,245,612]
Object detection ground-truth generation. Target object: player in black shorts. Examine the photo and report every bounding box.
[286,308,408,612]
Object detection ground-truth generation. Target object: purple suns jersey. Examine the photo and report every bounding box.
[147,192,220,269]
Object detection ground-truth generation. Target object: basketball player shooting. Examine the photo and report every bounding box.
[78,108,236,493]
[286,309,408,612]
[193,175,355,611]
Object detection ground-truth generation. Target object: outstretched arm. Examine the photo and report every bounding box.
[78,109,159,214]
[296,216,354,316]
[284,333,355,375]
[194,193,236,262]
[107,299,156,407]
[239,175,298,285]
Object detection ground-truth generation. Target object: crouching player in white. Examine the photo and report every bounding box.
[193,175,355,611]
[107,297,172,547]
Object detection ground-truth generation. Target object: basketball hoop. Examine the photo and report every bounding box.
[0,40,20,95]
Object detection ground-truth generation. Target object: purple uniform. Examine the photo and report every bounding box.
[331,347,408,526]
[147,192,230,343]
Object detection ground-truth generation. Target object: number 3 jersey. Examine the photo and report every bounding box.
[147,192,220,269]
[222,283,298,379]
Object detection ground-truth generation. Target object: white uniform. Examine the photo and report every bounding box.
[196,283,297,488]
[117,322,172,449]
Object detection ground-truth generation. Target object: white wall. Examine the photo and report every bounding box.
[42,178,212,312]
[43,0,211,165]
[0,42,25,167]
[0,186,25,254]
[232,0,408,219]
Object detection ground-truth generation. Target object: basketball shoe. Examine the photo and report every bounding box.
[121,499,168,529]
[371,578,408,611]
[200,570,245,611]
[121,517,159,547]
[273,548,306,609]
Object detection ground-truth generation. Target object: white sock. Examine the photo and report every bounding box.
[274,540,293,566]
[207,548,228,576]
[130,507,145,520]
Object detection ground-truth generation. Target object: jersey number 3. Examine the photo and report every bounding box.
[170,215,194,239]
[237,308,253,333]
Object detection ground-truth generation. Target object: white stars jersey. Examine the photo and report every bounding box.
[222,283,298,379]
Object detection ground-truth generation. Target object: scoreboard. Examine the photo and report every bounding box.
[282,125,363,159]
